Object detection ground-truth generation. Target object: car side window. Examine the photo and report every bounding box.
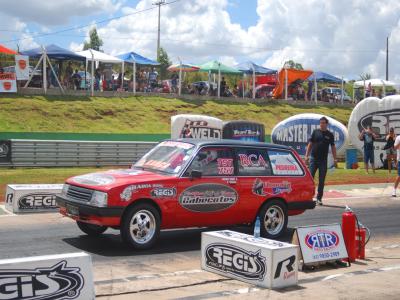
[185,147,235,177]
[235,148,272,176]
[267,150,304,176]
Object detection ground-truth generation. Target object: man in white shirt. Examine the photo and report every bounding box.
[392,135,400,196]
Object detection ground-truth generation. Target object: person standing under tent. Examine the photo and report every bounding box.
[307,80,313,101]
[359,125,378,173]
[171,72,178,93]
[65,62,73,89]
[220,77,227,96]
[305,116,338,205]
[71,69,81,90]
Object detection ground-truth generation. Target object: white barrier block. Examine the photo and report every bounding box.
[5,184,63,214]
[201,230,298,289]
[0,252,95,300]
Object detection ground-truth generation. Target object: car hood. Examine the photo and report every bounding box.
[66,169,172,191]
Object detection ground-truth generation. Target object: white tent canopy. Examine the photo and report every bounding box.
[76,49,123,96]
[353,78,397,87]
[76,49,122,63]
[352,78,398,102]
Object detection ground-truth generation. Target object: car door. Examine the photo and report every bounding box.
[233,147,274,223]
[176,146,240,227]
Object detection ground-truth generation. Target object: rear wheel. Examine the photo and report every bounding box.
[76,221,107,236]
[258,200,288,239]
[120,203,160,250]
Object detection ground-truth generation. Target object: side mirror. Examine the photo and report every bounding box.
[190,170,202,180]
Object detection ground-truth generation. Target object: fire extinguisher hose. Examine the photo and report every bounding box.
[354,213,371,246]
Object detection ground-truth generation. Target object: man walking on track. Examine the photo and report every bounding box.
[392,133,400,197]
[305,116,338,205]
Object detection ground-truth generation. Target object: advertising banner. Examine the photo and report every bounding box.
[348,96,400,168]
[0,252,95,300]
[296,224,348,264]
[5,184,63,214]
[0,140,11,163]
[202,230,298,289]
[271,113,348,167]
[0,73,17,93]
[171,114,223,140]
[15,55,29,80]
[223,121,265,142]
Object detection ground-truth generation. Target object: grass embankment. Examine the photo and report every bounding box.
[0,95,352,134]
[0,164,396,202]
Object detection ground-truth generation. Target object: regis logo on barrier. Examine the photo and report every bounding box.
[205,243,266,280]
[0,261,84,300]
[18,193,57,210]
[305,230,339,251]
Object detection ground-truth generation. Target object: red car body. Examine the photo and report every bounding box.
[57,139,315,247]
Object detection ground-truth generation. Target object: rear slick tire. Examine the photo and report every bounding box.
[258,200,288,239]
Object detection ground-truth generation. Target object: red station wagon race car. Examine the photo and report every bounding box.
[56,139,316,249]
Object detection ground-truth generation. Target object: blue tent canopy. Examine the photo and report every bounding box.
[117,52,159,65]
[20,44,85,61]
[236,61,276,74]
[308,71,342,83]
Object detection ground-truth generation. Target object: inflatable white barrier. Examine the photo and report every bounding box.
[201,230,298,289]
[348,96,400,168]
[0,252,95,300]
[271,113,349,167]
[171,114,223,139]
[5,184,63,214]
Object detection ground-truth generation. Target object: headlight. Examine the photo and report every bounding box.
[90,191,108,207]
[61,184,70,196]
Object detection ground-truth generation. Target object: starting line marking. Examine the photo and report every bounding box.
[173,264,400,300]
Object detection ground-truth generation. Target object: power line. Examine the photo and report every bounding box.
[0,0,182,45]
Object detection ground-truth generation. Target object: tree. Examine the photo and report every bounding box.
[359,73,372,81]
[283,60,303,70]
[83,28,103,51]
[157,47,171,79]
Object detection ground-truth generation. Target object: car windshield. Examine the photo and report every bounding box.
[133,141,195,174]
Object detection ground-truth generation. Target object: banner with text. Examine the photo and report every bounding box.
[0,73,17,93]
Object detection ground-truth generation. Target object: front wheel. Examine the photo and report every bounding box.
[258,200,288,239]
[77,221,107,236]
[120,204,160,250]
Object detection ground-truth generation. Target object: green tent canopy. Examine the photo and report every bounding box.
[199,60,242,74]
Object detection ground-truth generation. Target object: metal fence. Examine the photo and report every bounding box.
[0,140,157,167]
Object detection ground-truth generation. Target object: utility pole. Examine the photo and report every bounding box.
[153,0,165,61]
[386,36,389,81]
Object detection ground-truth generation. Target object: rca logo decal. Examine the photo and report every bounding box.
[305,230,339,251]
[0,261,84,300]
[252,179,292,196]
[205,244,266,280]
[274,255,296,280]
[18,193,57,210]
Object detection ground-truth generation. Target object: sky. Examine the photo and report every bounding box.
[1,0,400,80]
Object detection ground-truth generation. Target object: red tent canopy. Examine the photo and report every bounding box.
[0,45,17,55]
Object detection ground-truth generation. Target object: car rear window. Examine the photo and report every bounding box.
[267,150,304,176]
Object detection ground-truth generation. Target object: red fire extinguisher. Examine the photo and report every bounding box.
[342,206,357,262]
[356,227,366,259]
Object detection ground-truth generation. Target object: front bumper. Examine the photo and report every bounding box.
[56,195,123,226]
